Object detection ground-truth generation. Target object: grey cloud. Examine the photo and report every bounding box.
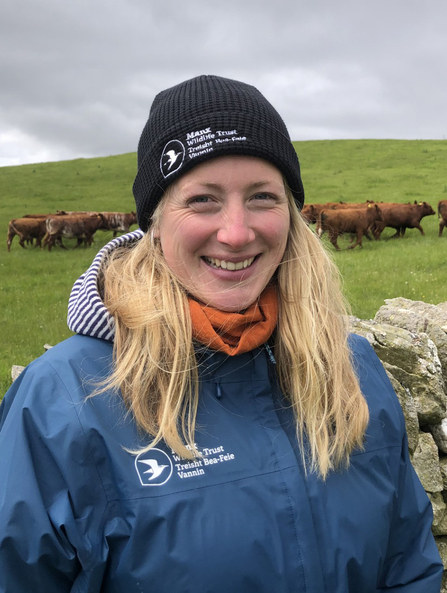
[1,0,447,166]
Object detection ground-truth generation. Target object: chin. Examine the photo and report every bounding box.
[206,293,260,313]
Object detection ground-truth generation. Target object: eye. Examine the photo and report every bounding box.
[253,193,274,200]
[187,195,219,212]
[189,196,210,204]
[251,192,277,206]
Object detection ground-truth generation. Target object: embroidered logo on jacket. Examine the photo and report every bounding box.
[135,448,173,486]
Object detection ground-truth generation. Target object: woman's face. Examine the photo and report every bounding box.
[156,155,290,312]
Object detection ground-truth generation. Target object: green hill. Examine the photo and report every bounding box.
[297,139,446,204]
[1,139,447,395]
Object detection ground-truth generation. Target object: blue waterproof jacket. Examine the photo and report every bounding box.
[0,232,443,592]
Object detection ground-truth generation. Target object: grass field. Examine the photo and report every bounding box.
[1,139,447,396]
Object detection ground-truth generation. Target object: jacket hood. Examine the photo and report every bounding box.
[67,229,144,341]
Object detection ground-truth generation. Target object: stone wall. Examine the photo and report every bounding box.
[350,298,447,590]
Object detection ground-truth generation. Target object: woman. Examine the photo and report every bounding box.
[0,75,443,592]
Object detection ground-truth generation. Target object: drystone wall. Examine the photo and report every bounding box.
[10,301,447,587]
[350,297,447,590]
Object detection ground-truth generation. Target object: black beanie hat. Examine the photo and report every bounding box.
[133,75,305,232]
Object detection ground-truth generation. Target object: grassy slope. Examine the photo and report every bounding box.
[1,140,447,395]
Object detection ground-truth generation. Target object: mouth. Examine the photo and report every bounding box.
[202,255,257,271]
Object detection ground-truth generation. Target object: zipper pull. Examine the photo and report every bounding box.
[264,343,276,365]
[216,382,223,399]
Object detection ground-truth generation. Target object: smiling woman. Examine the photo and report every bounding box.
[0,75,443,592]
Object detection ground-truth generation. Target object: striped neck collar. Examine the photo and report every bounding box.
[67,229,144,341]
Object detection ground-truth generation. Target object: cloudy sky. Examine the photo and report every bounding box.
[1,0,446,167]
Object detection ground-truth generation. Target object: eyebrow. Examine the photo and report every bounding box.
[194,180,279,191]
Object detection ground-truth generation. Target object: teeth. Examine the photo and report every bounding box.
[205,256,255,270]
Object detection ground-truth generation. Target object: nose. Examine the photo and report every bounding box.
[216,207,256,249]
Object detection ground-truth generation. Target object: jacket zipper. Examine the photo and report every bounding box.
[264,342,276,365]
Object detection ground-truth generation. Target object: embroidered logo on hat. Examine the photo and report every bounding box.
[160,139,185,178]
[135,448,174,486]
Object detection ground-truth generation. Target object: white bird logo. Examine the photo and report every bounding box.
[138,458,169,480]
[164,150,182,170]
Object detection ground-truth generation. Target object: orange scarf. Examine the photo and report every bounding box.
[188,285,278,356]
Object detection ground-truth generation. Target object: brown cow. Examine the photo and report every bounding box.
[43,213,104,251]
[20,213,68,246]
[438,200,447,237]
[316,205,383,251]
[98,212,138,236]
[7,218,48,252]
[373,202,435,239]
[324,202,377,241]
[301,202,373,224]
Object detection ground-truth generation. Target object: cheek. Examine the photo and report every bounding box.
[160,219,208,260]
[264,216,290,249]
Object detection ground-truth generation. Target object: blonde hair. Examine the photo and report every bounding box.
[101,189,369,479]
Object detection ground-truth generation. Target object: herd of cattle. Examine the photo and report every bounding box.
[6,200,447,252]
[301,199,447,250]
[6,211,137,252]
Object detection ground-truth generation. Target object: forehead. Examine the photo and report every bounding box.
[169,155,285,191]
